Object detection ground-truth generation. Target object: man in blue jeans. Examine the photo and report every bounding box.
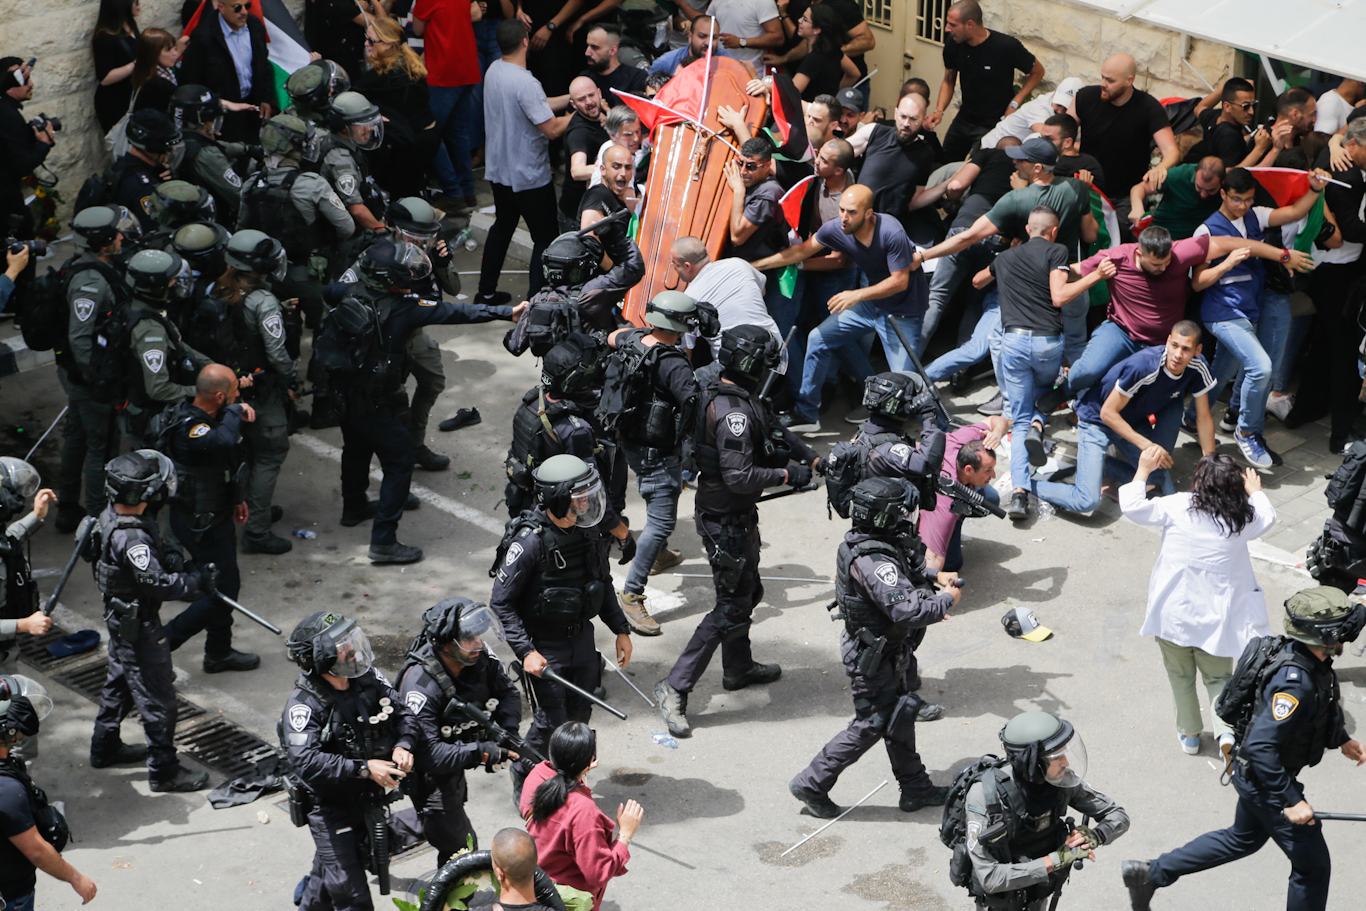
[1185,166,1329,468]
[414,0,483,210]
[751,184,926,433]
[1033,323,1215,514]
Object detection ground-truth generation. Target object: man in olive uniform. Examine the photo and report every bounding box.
[169,84,252,220]
[1124,588,1366,911]
[654,325,821,737]
[790,477,959,817]
[54,206,139,532]
[160,364,259,673]
[111,110,185,233]
[321,93,388,233]
[238,114,355,334]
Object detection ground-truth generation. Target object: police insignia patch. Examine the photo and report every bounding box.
[874,562,899,586]
[263,313,284,338]
[337,174,358,197]
[289,704,312,732]
[405,692,427,715]
[225,167,242,188]
[890,443,911,460]
[726,412,748,436]
[341,268,358,283]
[966,820,981,849]
[505,542,524,566]
[127,544,152,571]
[190,423,210,438]
[143,348,165,373]
[74,298,96,322]
[1271,692,1299,721]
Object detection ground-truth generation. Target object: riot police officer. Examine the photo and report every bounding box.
[170,221,232,352]
[238,114,355,333]
[86,450,211,791]
[55,206,138,531]
[489,454,633,791]
[321,93,388,232]
[281,611,416,911]
[220,230,298,555]
[111,110,185,233]
[1123,587,1366,911]
[962,711,1130,911]
[603,291,702,636]
[503,230,607,356]
[158,364,258,673]
[168,84,253,220]
[283,59,351,128]
[140,181,218,253]
[1,459,55,688]
[790,477,959,817]
[393,598,521,864]
[654,325,819,737]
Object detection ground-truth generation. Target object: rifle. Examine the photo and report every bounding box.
[363,798,393,895]
[936,475,1007,519]
[442,694,547,766]
[886,314,955,430]
[43,516,96,616]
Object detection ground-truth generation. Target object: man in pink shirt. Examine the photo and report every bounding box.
[920,417,1008,573]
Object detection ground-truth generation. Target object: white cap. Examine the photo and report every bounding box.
[1051,78,1085,110]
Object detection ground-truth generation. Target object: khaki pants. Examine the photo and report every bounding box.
[1156,637,1233,738]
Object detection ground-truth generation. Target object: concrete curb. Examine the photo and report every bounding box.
[468,210,535,267]
[0,331,54,379]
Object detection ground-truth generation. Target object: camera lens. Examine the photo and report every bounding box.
[28,240,47,257]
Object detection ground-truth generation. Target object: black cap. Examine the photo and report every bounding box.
[1005,136,1059,166]
[835,87,866,113]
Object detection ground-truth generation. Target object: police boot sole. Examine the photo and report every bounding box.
[1122,860,1157,911]
[722,663,782,691]
[150,768,210,792]
[789,781,841,819]
[241,533,293,555]
[899,785,950,812]
[90,742,149,768]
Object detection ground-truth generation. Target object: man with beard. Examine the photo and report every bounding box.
[650,14,734,77]
[581,24,647,109]
[847,93,947,247]
[578,145,646,329]
[559,77,610,231]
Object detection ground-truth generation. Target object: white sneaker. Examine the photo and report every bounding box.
[1218,733,1235,763]
[1266,394,1294,422]
[1179,733,1201,755]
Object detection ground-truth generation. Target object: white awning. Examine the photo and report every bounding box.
[1069,0,1366,83]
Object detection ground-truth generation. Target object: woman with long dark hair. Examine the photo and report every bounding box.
[92,0,141,132]
[770,5,858,101]
[1123,448,1276,760]
[519,722,643,911]
[130,28,180,115]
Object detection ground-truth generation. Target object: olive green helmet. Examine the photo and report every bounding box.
[172,222,230,277]
[330,92,384,150]
[1284,587,1366,648]
[148,180,216,228]
[643,290,699,334]
[226,229,287,280]
[261,114,316,158]
[286,59,351,120]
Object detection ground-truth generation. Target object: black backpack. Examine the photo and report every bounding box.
[310,293,395,405]
[503,287,589,357]
[939,755,1018,890]
[0,760,69,852]
[823,434,901,519]
[73,159,134,214]
[1325,441,1366,532]
[595,335,656,436]
[1215,635,1302,746]
[14,257,129,355]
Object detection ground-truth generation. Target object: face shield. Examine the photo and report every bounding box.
[265,245,288,282]
[0,675,53,722]
[0,457,41,500]
[395,226,438,251]
[136,448,179,501]
[1043,731,1088,788]
[164,139,186,172]
[446,604,506,666]
[394,241,433,285]
[113,206,143,245]
[565,472,607,528]
[171,258,194,300]
[348,113,384,151]
[329,621,375,678]
[207,113,224,136]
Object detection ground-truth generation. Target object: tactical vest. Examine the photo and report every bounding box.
[113,304,199,411]
[1253,649,1341,773]
[329,139,388,214]
[174,130,237,212]
[92,511,158,600]
[234,290,274,377]
[179,287,244,368]
[399,639,496,744]
[1201,209,1267,321]
[503,512,608,632]
[836,538,911,642]
[158,400,242,521]
[295,672,400,763]
[506,388,588,495]
[617,334,688,449]
[313,287,402,405]
[693,376,786,477]
[240,168,326,260]
[0,533,37,621]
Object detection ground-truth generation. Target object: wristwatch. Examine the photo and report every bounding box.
[1008,101,1020,110]
[1280,248,1292,264]
[546,20,557,31]
[740,37,748,48]
[356,760,369,778]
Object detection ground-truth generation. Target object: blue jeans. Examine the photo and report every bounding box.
[783,269,864,400]
[998,331,1064,490]
[622,446,683,595]
[1031,404,1180,513]
[430,84,476,199]
[926,290,1001,381]
[943,484,1001,573]
[468,20,500,151]
[1066,319,1144,398]
[922,227,973,346]
[0,893,35,911]
[795,300,921,422]
[1187,317,1273,435]
[1061,298,1089,365]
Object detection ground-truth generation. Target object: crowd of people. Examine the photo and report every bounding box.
[3,0,1366,909]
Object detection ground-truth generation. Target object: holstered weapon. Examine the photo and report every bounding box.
[855,627,887,677]
[106,597,141,644]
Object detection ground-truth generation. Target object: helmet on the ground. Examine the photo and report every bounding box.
[541,231,602,288]
[0,675,51,743]
[848,476,918,532]
[286,60,351,119]
[104,449,177,508]
[0,457,40,522]
[1000,711,1087,787]
[126,249,192,304]
[330,91,384,150]
[387,197,442,249]
[226,229,287,280]
[286,611,373,677]
[358,240,432,291]
[172,222,231,279]
[541,332,605,398]
[421,598,505,666]
[169,84,224,133]
[72,205,141,251]
[533,454,605,526]
[1284,587,1366,648]
[260,113,316,159]
[126,109,184,167]
[863,371,935,420]
[148,180,216,228]
[718,324,781,384]
[644,290,699,334]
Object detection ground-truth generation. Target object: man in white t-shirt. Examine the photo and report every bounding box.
[978,77,1084,150]
[676,0,781,68]
[670,236,787,371]
[1315,78,1364,136]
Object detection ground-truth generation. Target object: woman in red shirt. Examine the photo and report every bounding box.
[519,723,643,910]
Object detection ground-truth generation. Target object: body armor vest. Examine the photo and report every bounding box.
[161,401,242,522]
[241,168,327,260]
[604,333,686,448]
[506,388,587,494]
[836,538,911,642]
[296,672,400,763]
[0,534,37,621]
[1255,650,1341,773]
[400,640,497,744]
[93,512,158,600]
[509,512,609,631]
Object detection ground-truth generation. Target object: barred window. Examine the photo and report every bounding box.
[916,0,947,45]
[864,0,892,30]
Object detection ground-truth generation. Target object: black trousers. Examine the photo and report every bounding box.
[93,607,180,781]
[390,773,475,867]
[479,182,558,299]
[1293,262,1366,442]
[165,511,240,658]
[942,116,993,163]
[298,804,375,911]
[340,402,414,546]
[521,625,603,765]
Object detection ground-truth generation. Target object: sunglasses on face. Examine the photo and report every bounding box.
[230,2,252,11]
[739,161,762,172]
[1236,101,1256,112]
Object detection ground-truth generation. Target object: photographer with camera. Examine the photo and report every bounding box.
[0,243,29,312]
[0,58,56,242]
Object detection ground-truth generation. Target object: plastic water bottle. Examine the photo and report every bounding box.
[455,227,477,251]
[292,528,317,540]
[652,732,679,749]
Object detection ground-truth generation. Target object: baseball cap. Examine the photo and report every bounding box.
[1005,135,1059,166]
[1002,606,1053,642]
[1050,77,1084,111]
[835,87,866,113]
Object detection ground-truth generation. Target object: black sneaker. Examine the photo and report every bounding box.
[899,784,950,812]
[1007,490,1029,521]
[204,649,261,673]
[917,701,945,722]
[150,766,210,793]
[476,291,512,306]
[1025,423,1047,467]
[1121,860,1157,911]
[789,780,841,819]
[90,740,149,769]
[722,662,782,691]
[414,445,451,471]
[369,542,424,564]
[241,532,292,555]
[1035,386,1069,416]
[976,391,1005,415]
[340,499,379,527]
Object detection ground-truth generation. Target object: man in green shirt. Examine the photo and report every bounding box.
[1127,157,1225,240]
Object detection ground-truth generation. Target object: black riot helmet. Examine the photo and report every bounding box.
[718,324,781,387]
[0,675,52,743]
[358,240,432,291]
[172,222,230,279]
[387,196,443,249]
[1000,711,1087,788]
[148,180,217,228]
[533,454,606,526]
[0,457,41,523]
[126,109,185,167]
[848,476,918,532]
[225,229,287,281]
[541,230,603,288]
[863,371,935,421]
[421,598,506,666]
[104,449,178,508]
[285,60,351,121]
[72,204,141,252]
[541,332,606,398]
[169,83,224,134]
[286,611,374,677]
[126,249,193,305]
[1284,587,1366,649]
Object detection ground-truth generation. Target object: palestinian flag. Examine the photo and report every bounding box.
[768,74,811,162]
[1247,167,1326,254]
[182,0,312,112]
[779,175,815,232]
[1087,184,1123,308]
[615,90,688,135]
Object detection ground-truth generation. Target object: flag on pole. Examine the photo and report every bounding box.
[1087,183,1122,307]
[182,0,312,112]
[768,74,812,162]
[1246,167,1326,254]
[779,175,815,231]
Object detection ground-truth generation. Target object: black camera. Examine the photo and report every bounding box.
[7,239,47,257]
[27,114,61,133]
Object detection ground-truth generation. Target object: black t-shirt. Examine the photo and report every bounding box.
[560,114,610,218]
[0,772,37,899]
[796,49,844,101]
[964,147,1016,204]
[731,177,788,263]
[1185,109,1252,167]
[585,65,649,109]
[305,0,367,76]
[856,124,939,243]
[942,31,1036,127]
[992,236,1070,333]
[1055,151,1106,190]
[578,184,629,249]
[787,0,867,73]
[1073,85,1170,198]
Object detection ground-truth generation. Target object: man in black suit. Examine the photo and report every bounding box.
[180,0,275,142]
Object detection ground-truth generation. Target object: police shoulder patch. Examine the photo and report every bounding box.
[127,543,152,571]
[74,298,96,322]
[288,703,312,732]
[505,542,524,566]
[1271,692,1300,721]
[966,820,981,849]
[337,173,358,197]
[189,423,211,438]
[889,443,911,460]
[725,412,748,436]
[372,668,391,686]
[143,348,165,374]
[873,562,900,587]
[405,691,428,715]
[263,313,284,339]
[340,268,359,284]
[225,167,242,188]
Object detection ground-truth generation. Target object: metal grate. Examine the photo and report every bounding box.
[51,660,115,701]
[864,0,893,30]
[16,629,98,672]
[917,0,947,45]
[174,716,280,780]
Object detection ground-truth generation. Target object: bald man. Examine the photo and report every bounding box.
[752,185,924,432]
[559,77,611,230]
[491,829,545,906]
[1070,54,1180,223]
[577,145,645,330]
[847,93,951,247]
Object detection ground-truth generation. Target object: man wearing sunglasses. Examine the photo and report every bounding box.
[180,0,276,143]
[1186,78,1271,169]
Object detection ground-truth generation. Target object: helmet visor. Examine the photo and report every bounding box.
[268,245,289,282]
[1043,732,1087,788]
[113,206,143,244]
[137,448,178,500]
[567,476,607,528]
[395,242,433,284]
[0,458,41,499]
[455,604,506,656]
[348,113,385,150]
[396,226,438,250]
[171,257,194,300]
[164,140,186,172]
[330,624,374,678]
[6,675,53,721]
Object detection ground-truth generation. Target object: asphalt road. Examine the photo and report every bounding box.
[4,248,1365,911]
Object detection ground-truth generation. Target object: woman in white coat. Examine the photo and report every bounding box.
[1122,447,1276,758]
